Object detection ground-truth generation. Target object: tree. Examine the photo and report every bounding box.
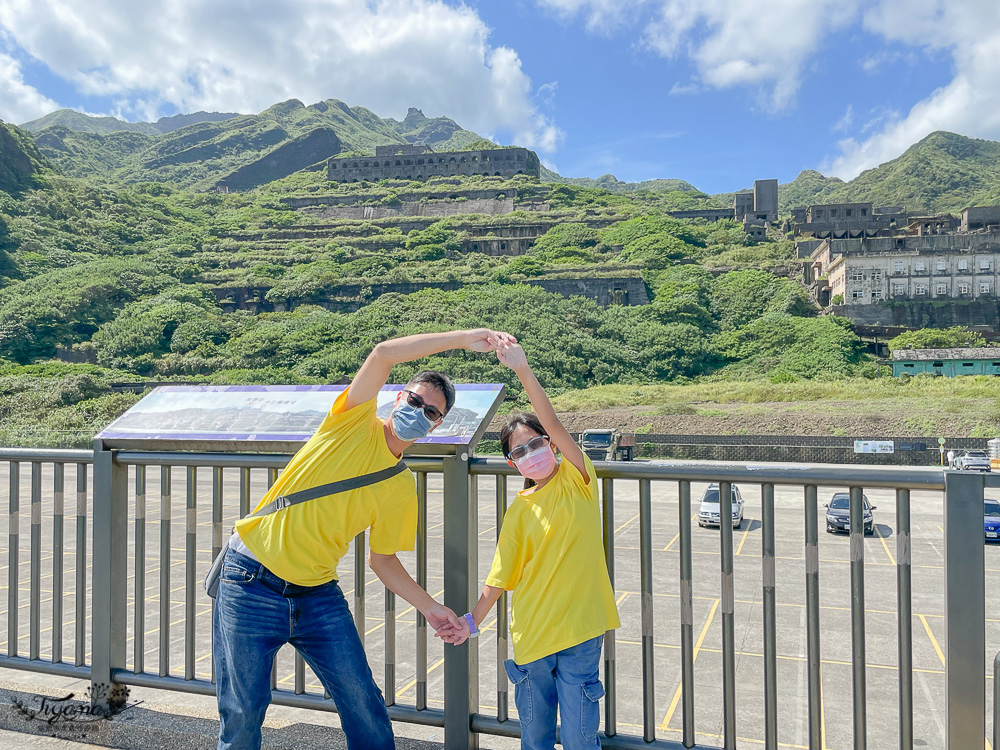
[887,326,988,352]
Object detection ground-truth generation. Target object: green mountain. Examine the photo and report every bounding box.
[540,164,700,194]
[778,132,1000,213]
[777,170,845,212]
[28,100,486,191]
[21,109,240,136]
[0,120,47,193]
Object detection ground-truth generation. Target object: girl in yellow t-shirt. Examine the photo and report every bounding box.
[456,341,620,750]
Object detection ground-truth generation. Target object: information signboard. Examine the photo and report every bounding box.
[853,440,895,454]
[96,384,506,454]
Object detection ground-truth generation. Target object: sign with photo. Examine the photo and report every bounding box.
[853,440,894,454]
[97,384,505,453]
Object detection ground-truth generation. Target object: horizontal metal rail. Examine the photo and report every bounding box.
[0,447,987,750]
[471,455,949,489]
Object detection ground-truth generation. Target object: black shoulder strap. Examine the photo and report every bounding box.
[248,460,408,518]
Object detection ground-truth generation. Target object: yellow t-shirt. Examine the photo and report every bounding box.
[236,389,416,586]
[486,454,620,664]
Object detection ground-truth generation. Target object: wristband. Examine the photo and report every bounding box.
[463,613,479,638]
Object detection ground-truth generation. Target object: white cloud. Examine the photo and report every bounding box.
[829,0,1000,179]
[0,51,59,124]
[538,81,558,108]
[831,105,853,133]
[0,0,562,152]
[669,81,700,96]
[859,48,917,73]
[537,0,860,110]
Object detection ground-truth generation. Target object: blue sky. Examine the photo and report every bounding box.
[0,0,996,194]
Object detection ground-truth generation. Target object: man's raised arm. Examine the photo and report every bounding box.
[345,328,514,410]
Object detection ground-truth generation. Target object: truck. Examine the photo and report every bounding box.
[579,429,636,461]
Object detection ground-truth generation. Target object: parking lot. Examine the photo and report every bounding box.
[0,463,998,749]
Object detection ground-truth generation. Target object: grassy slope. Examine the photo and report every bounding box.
[550,377,1000,438]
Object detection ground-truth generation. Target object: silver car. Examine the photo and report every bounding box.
[955,450,991,472]
[698,483,745,529]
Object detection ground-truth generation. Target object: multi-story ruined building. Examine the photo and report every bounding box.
[327,144,540,182]
[801,204,1000,327]
[792,202,909,239]
[667,178,778,238]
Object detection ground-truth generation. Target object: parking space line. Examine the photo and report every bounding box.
[919,614,945,666]
[616,592,629,607]
[659,598,720,731]
[663,514,697,551]
[395,656,444,699]
[736,517,754,556]
[615,513,640,535]
[874,524,896,566]
[364,588,445,637]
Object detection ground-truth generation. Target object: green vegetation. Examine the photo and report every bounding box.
[26,100,485,190]
[550,374,1000,410]
[4,101,998,446]
[887,326,990,352]
[776,131,1000,214]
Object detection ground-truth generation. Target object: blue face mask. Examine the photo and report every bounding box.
[391,402,436,441]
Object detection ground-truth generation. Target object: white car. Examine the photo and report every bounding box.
[955,450,992,472]
[698,483,745,529]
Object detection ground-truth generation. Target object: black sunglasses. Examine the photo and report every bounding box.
[507,435,550,462]
[402,390,445,422]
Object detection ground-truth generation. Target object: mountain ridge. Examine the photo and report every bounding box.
[21,109,241,136]
[15,100,1000,214]
[26,99,487,191]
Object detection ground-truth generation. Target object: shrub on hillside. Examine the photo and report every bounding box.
[711,269,815,329]
[887,326,989,352]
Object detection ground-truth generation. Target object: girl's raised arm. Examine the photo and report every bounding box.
[496,342,588,480]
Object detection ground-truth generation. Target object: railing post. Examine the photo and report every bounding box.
[443,453,478,750]
[91,441,128,709]
[943,470,985,750]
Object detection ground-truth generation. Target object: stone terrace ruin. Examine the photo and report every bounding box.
[328,144,540,182]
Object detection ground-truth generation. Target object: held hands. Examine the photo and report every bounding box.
[466,329,516,353]
[495,340,528,373]
[426,603,470,646]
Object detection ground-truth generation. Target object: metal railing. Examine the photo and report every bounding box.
[0,445,995,750]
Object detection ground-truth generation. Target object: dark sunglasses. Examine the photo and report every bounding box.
[402,390,445,422]
[507,435,550,462]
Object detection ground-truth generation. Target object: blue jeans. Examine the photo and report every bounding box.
[504,635,605,750]
[213,549,394,750]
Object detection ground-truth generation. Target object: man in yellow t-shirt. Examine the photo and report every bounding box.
[214,328,513,750]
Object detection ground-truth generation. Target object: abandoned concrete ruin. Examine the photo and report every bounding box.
[667,179,778,239]
[801,203,1000,328]
[328,144,540,182]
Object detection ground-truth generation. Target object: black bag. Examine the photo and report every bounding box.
[204,460,407,598]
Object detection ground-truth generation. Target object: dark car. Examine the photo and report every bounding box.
[825,492,875,535]
[985,499,1000,541]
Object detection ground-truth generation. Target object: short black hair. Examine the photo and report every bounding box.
[406,370,456,415]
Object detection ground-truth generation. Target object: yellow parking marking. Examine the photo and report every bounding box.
[365,588,444,636]
[736,517,754,556]
[615,513,640,535]
[874,524,896,566]
[663,514,697,551]
[659,598,719,731]
[396,657,444,699]
[917,609,988,750]
[616,592,629,606]
[920,614,946,666]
